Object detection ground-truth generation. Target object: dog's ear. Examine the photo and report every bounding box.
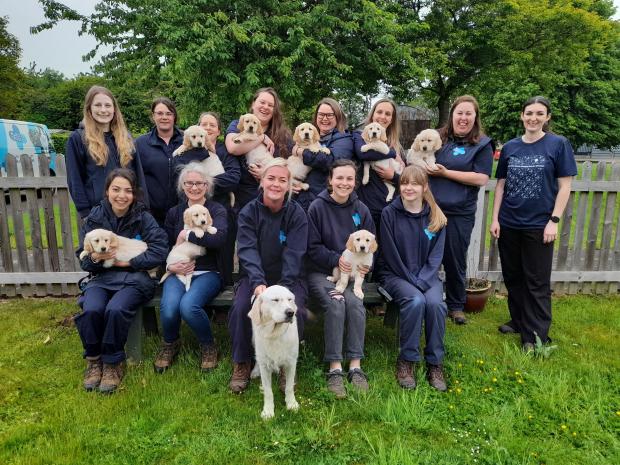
[346,234,355,252]
[380,127,388,143]
[255,120,264,136]
[293,125,302,145]
[204,208,213,227]
[412,137,421,152]
[183,131,192,149]
[432,134,442,151]
[369,234,378,253]
[311,124,320,144]
[83,236,94,254]
[237,116,246,132]
[248,294,264,326]
[183,208,192,228]
[108,232,119,250]
[361,125,370,142]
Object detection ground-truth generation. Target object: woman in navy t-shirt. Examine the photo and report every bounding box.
[490,96,577,351]
[428,95,494,325]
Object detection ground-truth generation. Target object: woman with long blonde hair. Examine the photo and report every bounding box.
[66,85,147,219]
[377,165,449,392]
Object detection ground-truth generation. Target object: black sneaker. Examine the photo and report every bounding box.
[498,321,518,334]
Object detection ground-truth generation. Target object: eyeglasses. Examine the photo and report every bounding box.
[154,111,174,117]
[317,112,336,120]
[183,181,207,188]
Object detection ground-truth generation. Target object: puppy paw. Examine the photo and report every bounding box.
[233,136,242,144]
[207,226,217,235]
[286,399,299,411]
[353,288,365,300]
[335,284,347,294]
[301,183,310,191]
[194,229,205,239]
[320,147,331,154]
[360,144,370,153]
[326,276,336,283]
[250,365,260,379]
[261,409,275,420]
[172,146,185,156]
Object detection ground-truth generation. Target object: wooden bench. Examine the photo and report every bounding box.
[126,282,397,362]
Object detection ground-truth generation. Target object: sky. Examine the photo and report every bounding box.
[2,0,620,78]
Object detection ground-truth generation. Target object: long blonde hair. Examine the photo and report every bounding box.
[364,98,403,154]
[82,85,134,167]
[399,165,447,233]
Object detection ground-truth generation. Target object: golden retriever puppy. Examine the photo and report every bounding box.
[172,125,215,156]
[327,229,377,300]
[360,122,403,201]
[406,129,442,170]
[288,122,330,191]
[159,204,217,290]
[232,113,273,171]
[248,285,299,419]
[79,229,148,268]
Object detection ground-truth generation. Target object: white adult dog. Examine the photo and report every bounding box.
[248,285,300,420]
[327,229,377,300]
[159,204,217,290]
[406,128,442,170]
[79,229,147,267]
[360,122,403,202]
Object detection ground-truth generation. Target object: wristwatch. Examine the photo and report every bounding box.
[550,216,560,223]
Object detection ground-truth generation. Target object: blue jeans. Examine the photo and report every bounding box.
[160,272,223,345]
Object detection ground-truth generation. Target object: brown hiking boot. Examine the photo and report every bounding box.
[200,344,218,372]
[448,310,467,325]
[153,339,181,373]
[348,368,369,391]
[229,362,252,393]
[83,358,102,391]
[426,364,447,392]
[99,362,125,394]
[326,369,347,399]
[396,359,416,389]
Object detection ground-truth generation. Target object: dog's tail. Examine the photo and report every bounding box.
[159,271,171,284]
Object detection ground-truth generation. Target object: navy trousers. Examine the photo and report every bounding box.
[228,277,307,363]
[75,286,147,364]
[498,227,554,344]
[442,213,475,312]
[382,276,447,365]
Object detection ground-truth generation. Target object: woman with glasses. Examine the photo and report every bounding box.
[153,162,228,374]
[291,98,354,210]
[135,97,184,225]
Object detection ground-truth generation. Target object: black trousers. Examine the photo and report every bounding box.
[443,213,475,312]
[498,226,554,344]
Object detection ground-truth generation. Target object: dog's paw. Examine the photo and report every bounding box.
[261,409,275,420]
[354,288,365,300]
[194,229,205,238]
[207,226,217,235]
[300,183,310,191]
[360,144,370,153]
[326,276,336,282]
[286,399,299,411]
[250,365,260,379]
[172,146,185,156]
[320,147,331,154]
[233,136,242,144]
[335,284,347,294]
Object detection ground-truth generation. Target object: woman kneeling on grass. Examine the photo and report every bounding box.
[377,165,448,391]
[75,168,168,393]
[154,162,228,374]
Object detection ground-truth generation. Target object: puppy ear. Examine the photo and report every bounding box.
[183,208,191,227]
[183,132,191,148]
[412,137,421,152]
[109,233,119,249]
[293,126,302,145]
[205,209,213,227]
[362,126,370,142]
[380,128,388,143]
[83,237,94,254]
[346,234,355,252]
[433,136,442,151]
[255,121,264,136]
[248,295,264,326]
[369,235,378,253]
[237,116,245,132]
[312,125,320,144]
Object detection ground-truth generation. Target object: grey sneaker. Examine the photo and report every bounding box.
[347,368,369,392]
[326,369,347,399]
[396,359,416,390]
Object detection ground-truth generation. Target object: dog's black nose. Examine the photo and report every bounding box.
[285,309,295,319]
[100,247,107,252]
[200,220,206,224]
[422,145,427,151]
[360,245,366,251]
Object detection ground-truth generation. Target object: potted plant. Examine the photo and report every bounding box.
[464,277,492,313]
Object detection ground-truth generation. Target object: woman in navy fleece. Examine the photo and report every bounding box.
[227,158,308,394]
[490,96,576,351]
[134,97,184,225]
[225,87,292,211]
[153,162,228,374]
[307,159,375,398]
[355,98,405,233]
[378,165,448,391]
[428,95,494,325]
[66,85,147,220]
[291,98,354,210]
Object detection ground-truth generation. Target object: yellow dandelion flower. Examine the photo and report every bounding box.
[514,371,521,375]
[492,377,497,382]
[572,432,577,437]
[517,379,523,384]
[528,415,533,420]
[449,405,455,410]
[561,424,568,430]
[456,387,462,394]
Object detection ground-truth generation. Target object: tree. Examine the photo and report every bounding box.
[0,16,26,118]
[33,0,422,128]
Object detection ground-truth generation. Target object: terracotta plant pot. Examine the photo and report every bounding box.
[464,279,492,313]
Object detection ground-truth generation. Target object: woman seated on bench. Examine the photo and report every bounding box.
[75,168,168,394]
[227,158,308,394]
[154,162,228,373]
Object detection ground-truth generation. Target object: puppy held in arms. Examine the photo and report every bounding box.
[360,122,403,202]
[327,229,377,300]
[80,229,147,267]
[248,285,300,420]
[232,113,273,173]
[406,128,442,170]
[172,125,215,156]
[160,204,217,291]
[288,122,330,191]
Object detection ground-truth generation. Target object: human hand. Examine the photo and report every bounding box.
[427,163,446,176]
[543,221,558,243]
[489,220,500,239]
[357,264,370,278]
[375,165,395,181]
[338,256,352,274]
[262,135,275,154]
[254,285,267,296]
[249,163,263,181]
[91,248,116,262]
[168,261,195,275]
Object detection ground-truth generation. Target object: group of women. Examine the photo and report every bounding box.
[68,85,576,395]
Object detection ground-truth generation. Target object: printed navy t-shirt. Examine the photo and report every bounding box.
[496,133,577,229]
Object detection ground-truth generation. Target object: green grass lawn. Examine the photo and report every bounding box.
[1,295,618,464]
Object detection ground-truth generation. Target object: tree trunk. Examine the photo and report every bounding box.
[437,93,451,127]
